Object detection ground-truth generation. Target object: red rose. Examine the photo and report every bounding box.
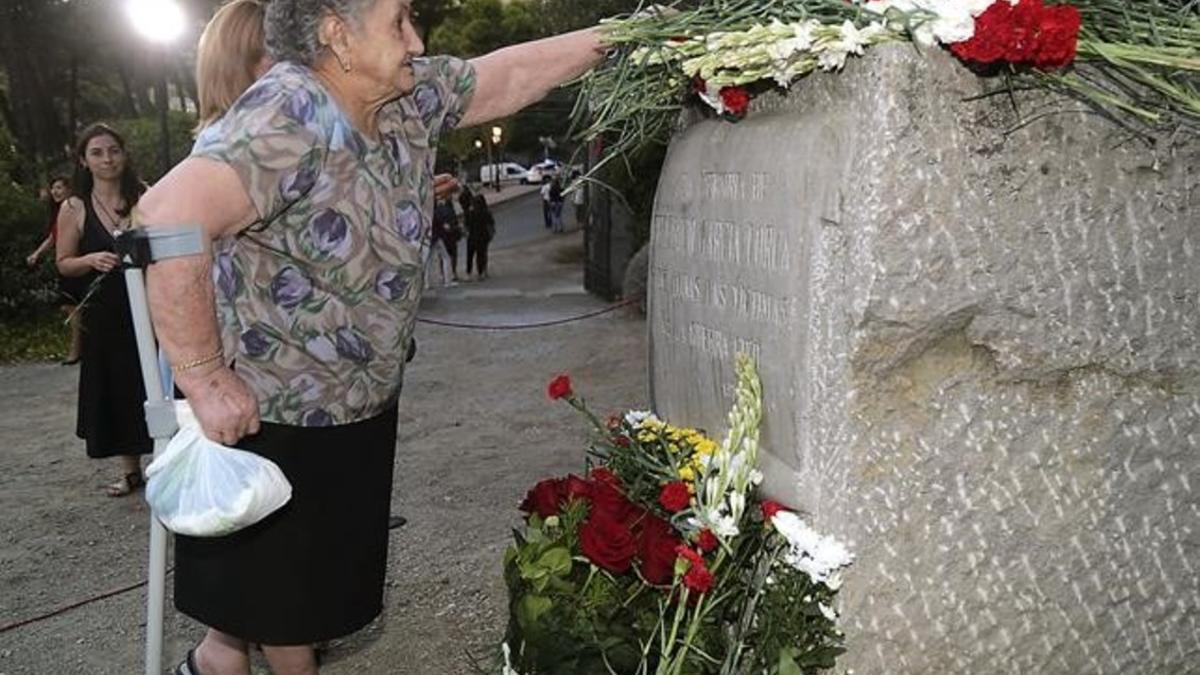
[658,481,691,513]
[695,529,719,553]
[1032,4,1080,69]
[563,474,592,503]
[591,479,639,524]
[638,515,682,584]
[590,467,622,490]
[580,510,638,574]
[519,478,565,519]
[614,435,631,448]
[547,374,572,400]
[606,414,622,430]
[683,564,714,594]
[761,500,786,520]
[719,86,751,117]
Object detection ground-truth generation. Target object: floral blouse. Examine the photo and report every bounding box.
[194,58,476,426]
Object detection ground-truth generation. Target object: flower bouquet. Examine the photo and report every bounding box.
[576,0,1199,175]
[502,357,854,674]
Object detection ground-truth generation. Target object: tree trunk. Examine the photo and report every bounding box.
[116,62,141,117]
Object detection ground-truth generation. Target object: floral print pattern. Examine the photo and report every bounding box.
[194,58,476,425]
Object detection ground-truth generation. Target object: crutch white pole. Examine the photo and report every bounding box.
[116,226,205,675]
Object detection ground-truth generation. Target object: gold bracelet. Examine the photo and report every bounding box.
[172,348,224,373]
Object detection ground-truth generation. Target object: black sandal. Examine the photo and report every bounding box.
[173,649,204,675]
[104,472,145,498]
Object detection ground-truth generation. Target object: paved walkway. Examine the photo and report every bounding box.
[0,233,648,673]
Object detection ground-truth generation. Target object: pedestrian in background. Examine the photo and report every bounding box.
[465,190,495,280]
[27,176,85,364]
[540,178,553,229]
[549,176,565,233]
[55,123,153,496]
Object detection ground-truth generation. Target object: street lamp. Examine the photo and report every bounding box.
[127,0,186,178]
[490,126,503,191]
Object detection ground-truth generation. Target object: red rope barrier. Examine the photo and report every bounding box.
[416,297,639,331]
[0,567,174,634]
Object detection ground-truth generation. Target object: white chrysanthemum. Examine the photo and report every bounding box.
[749,469,765,485]
[713,514,741,538]
[624,410,659,427]
[772,511,855,585]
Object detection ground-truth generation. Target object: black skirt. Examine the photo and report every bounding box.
[174,406,399,645]
[76,271,152,459]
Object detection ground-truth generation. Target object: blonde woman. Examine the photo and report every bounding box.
[195,0,272,131]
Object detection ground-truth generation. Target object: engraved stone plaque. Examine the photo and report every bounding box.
[650,45,1200,673]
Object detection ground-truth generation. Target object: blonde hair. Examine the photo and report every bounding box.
[195,0,267,131]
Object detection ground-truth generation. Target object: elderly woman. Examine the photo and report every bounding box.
[137,0,606,673]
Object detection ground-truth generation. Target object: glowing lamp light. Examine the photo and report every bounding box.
[127,0,186,44]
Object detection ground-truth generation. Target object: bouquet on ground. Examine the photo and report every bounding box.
[577,0,1199,174]
[502,356,854,674]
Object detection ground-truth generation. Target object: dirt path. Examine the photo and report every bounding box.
[0,233,647,674]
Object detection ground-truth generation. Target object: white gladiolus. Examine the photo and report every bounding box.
[861,0,1001,45]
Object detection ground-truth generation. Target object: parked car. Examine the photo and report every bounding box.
[480,162,529,185]
[524,159,564,184]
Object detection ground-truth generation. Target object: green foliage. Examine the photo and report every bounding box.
[111,111,198,183]
[0,122,59,325]
[0,308,70,364]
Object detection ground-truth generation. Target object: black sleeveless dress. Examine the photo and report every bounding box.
[74,198,152,458]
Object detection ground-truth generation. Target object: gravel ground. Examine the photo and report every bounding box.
[0,233,648,674]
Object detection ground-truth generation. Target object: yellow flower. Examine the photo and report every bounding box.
[678,466,696,482]
[667,442,681,454]
[695,439,718,455]
[638,431,659,443]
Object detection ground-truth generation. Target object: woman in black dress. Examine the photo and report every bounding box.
[55,123,152,497]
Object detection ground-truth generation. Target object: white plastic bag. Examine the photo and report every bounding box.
[145,401,292,537]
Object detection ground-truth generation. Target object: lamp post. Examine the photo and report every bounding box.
[475,137,494,191]
[124,7,185,673]
[490,125,503,191]
[127,0,185,178]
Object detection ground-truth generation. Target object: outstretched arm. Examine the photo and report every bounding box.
[462,27,607,128]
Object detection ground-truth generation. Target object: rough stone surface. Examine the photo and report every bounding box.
[649,45,1200,674]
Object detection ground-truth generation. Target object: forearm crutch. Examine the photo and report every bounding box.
[115,226,205,675]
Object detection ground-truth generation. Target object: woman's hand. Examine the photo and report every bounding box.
[175,365,261,446]
[86,251,121,273]
[25,252,39,267]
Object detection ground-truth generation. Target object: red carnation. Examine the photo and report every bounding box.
[547,374,572,400]
[638,515,682,584]
[761,500,786,520]
[719,86,751,117]
[658,481,691,513]
[580,510,638,574]
[683,564,714,594]
[675,545,713,593]
[675,544,704,566]
[695,529,719,553]
[519,478,565,519]
[1032,4,1081,69]
[614,435,631,448]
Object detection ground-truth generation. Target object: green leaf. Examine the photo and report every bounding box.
[517,594,553,629]
[538,547,574,577]
[777,648,804,675]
